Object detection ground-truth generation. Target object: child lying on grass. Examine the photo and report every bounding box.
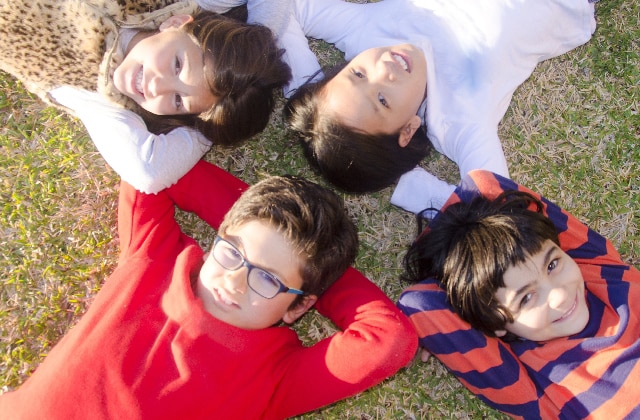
[0,160,416,419]
[399,170,640,419]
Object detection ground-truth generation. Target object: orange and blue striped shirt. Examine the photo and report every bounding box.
[398,170,640,419]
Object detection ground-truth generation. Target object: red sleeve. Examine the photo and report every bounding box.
[164,160,248,230]
[117,181,184,262]
[117,160,247,260]
[270,267,418,418]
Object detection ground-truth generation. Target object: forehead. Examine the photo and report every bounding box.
[323,75,385,134]
[496,259,538,300]
[496,241,558,301]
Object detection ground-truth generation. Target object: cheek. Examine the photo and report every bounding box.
[513,310,547,331]
[199,258,224,286]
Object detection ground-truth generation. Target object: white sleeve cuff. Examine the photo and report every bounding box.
[390,167,456,214]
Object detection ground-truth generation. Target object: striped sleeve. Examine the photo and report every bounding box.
[398,280,554,418]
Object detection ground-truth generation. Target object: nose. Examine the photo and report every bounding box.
[223,268,248,294]
[371,59,397,84]
[147,75,171,97]
[547,285,569,311]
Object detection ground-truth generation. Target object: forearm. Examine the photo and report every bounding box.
[50,87,211,194]
[398,282,544,418]
[271,267,417,418]
[165,160,248,230]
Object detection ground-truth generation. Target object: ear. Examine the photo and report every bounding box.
[159,14,194,31]
[494,329,507,338]
[282,295,318,324]
[397,115,422,147]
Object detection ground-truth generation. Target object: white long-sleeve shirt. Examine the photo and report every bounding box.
[277,0,596,212]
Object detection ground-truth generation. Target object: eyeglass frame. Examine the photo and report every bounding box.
[211,236,305,299]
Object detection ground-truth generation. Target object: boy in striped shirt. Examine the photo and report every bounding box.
[399,170,640,419]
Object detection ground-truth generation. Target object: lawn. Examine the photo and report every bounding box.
[1,1,638,418]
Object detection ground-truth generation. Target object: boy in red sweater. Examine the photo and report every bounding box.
[0,160,416,419]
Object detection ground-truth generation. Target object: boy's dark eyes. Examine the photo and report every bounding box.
[220,244,241,260]
[173,56,184,110]
[547,258,559,273]
[351,69,365,78]
[520,292,534,308]
[174,94,183,110]
[378,93,389,108]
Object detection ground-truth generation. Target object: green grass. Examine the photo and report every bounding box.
[1,1,638,418]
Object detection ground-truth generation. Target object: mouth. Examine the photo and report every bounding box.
[391,52,411,73]
[213,288,239,309]
[554,295,577,323]
[134,67,144,98]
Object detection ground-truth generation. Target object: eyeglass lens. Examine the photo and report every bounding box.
[212,239,282,298]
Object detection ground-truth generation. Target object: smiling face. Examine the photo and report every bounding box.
[323,43,427,138]
[494,240,589,342]
[196,220,313,330]
[112,15,217,116]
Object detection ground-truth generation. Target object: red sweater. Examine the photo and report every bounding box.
[0,161,417,419]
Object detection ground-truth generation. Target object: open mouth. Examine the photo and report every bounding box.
[134,68,144,97]
[213,288,238,308]
[391,53,410,73]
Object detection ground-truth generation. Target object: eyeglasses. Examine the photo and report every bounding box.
[211,236,304,299]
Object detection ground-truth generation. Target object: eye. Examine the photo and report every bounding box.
[174,56,182,75]
[351,69,365,79]
[218,241,242,263]
[255,269,280,288]
[547,258,558,273]
[249,269,281,297]
[378,93,389,108]
[174,94,183,110]
[520,292,534,309]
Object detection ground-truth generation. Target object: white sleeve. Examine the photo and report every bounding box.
[390,167,456,214]
[292,0,368,43]
[393,122,511,213]
[443,123,510,183]
[196,0,246,13]
[49,86,212,194]
[245,0,321,96]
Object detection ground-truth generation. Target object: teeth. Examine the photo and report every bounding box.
[135,69,143,95]
[216,289,235,306]
[393,54,408,71]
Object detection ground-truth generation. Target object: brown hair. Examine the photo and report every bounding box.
[402,191,559,340]
[219,175,358,306]
[139,10,291,146]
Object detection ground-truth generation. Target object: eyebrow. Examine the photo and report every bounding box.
[505,245,556,308]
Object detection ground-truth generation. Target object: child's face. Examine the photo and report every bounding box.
[113,17,216,116]
[494,240,589,342]
[196,220,311,330]
[323,44,427,137]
